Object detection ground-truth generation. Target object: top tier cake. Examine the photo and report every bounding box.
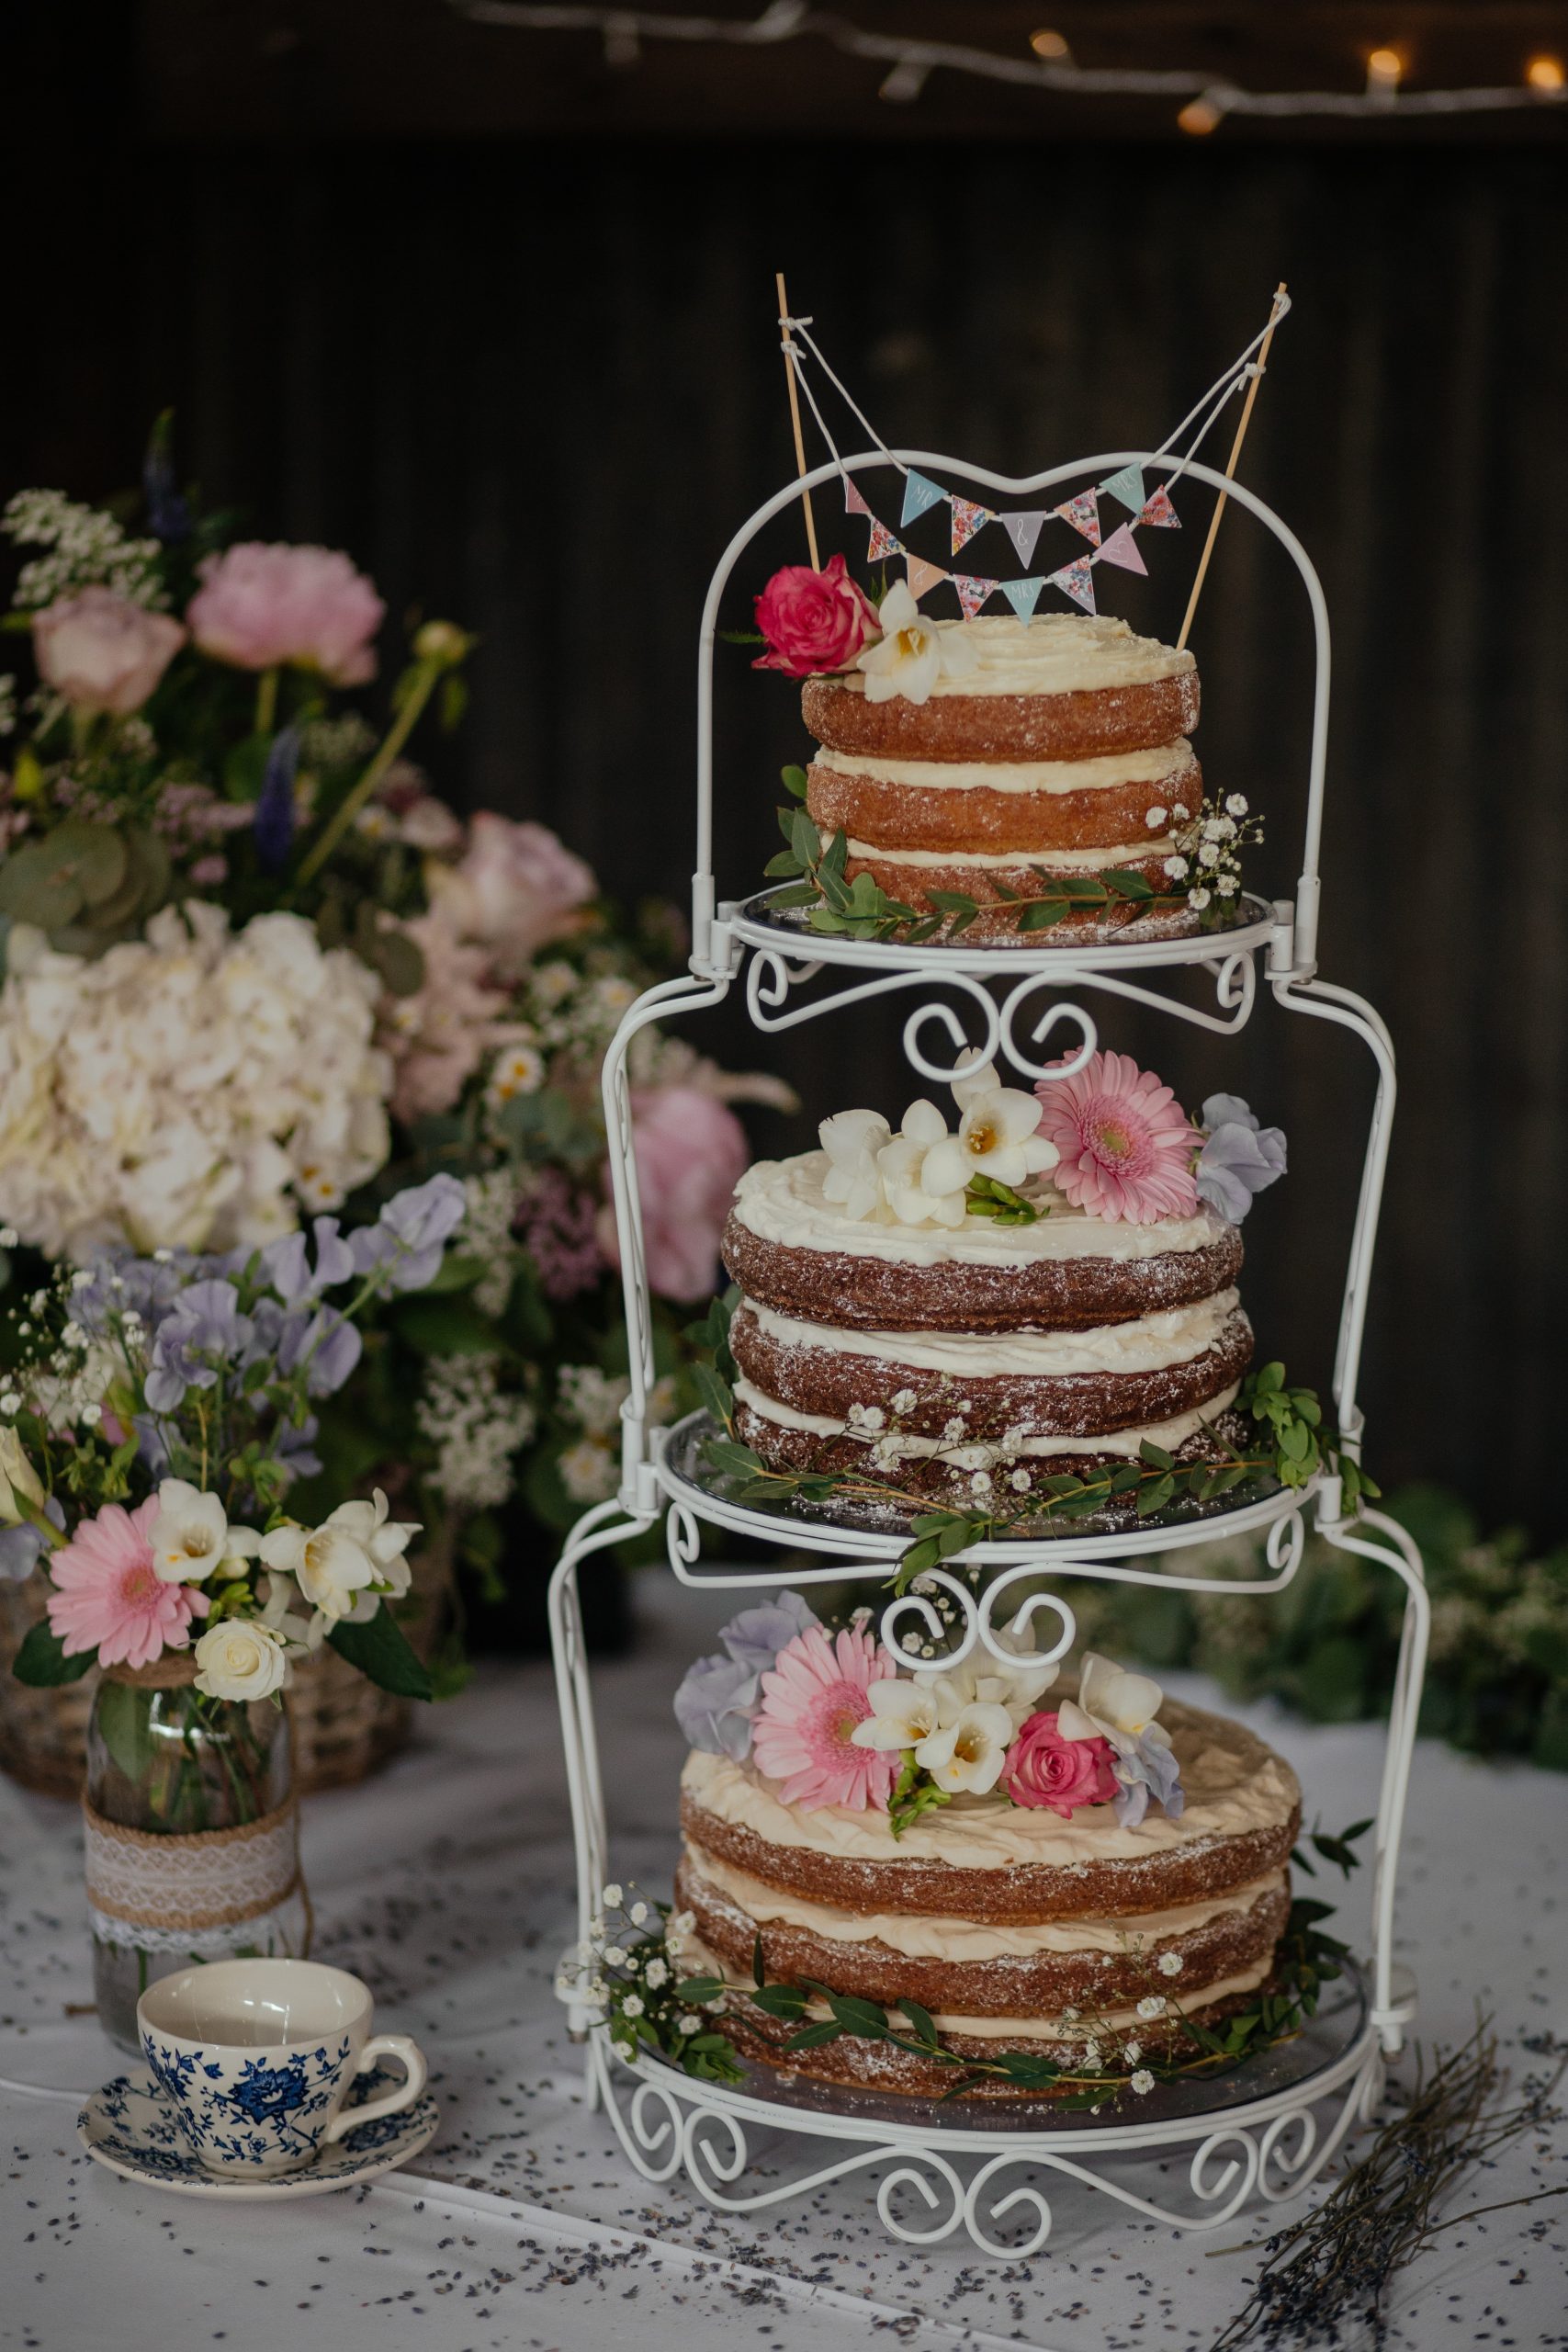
[801,612,1203,944]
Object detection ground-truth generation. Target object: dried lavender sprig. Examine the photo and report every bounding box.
[1209,2014,1565,2350]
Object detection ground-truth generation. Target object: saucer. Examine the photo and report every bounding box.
[79,2062,440,2200]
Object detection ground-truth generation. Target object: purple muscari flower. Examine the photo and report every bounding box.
[673,1652,761,1761]
[141,416,190,543]
[718,1590,819,1678]
[352,1173,468,1293]
[1195,1093,1287,1224]
[253,722,301,874]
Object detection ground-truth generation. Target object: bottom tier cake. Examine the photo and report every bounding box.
[671,1599,1303,2102]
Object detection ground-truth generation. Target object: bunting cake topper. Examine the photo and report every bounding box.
[773,288,1289,629]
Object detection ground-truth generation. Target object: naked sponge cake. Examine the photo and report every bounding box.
[802,607,1202,943]
[718,1046,1284,1530]
[671,1602,1302,2101]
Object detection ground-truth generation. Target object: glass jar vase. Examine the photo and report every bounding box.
[84,1660,306,2051]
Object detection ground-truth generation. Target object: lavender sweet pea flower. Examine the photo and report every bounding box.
[1111,1734,1186,1827]
[295,1309,363,1397]
[263,1216,357,1306]
[353,1173,468,1292]
[0,1498,63,1582]
[718,1589,819,1677]
[673,1651,761,1760]
[275,1414,321,1482]
[143,1278,254,1411]
[1195,1093,1287,1224]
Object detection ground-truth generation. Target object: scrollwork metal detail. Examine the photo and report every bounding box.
[1265,1507,1306,1581]
[962,2155,1055,2257]
[665,1503,704,1582]
[998,976,1099,1081]
[878,1569,1077,1676]
[1188,2126,1264,2224]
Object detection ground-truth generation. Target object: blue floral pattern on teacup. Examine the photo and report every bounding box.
[82,2066,437,2196]
[142,2030,354,2168]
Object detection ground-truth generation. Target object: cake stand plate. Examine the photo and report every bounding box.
[586,1964,1380,2259]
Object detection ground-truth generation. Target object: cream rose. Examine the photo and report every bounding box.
[192,1618,289,1702]
[32,587,186,715]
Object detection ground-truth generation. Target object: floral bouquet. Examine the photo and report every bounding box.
[0,1170,468,1700]
[0,427,785,1660]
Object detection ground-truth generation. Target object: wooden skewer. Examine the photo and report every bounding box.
[1177,282,1287,651]
[775,272,820,570]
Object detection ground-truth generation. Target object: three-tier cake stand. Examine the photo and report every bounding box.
[547,446,1428,2257]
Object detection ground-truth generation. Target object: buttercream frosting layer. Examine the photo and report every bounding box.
[812,741,1195,796]
[742,1291,1242,1379]
[731,1154,1229,1271]
[833,615,1195,700]
[733,1376,1240,1459]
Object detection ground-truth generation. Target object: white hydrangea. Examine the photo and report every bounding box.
[0,903,392,1259]
[415,1352,536,1510]
[3,489,168,610]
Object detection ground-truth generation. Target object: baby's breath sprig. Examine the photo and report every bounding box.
[555,1885,743,2085]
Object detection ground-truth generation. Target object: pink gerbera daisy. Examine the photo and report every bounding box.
[1033,1050,1199,1225]
[751,1625,899,1812]
[47,1498,209,1671]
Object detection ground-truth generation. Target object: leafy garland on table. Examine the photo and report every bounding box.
[687,1289,1380,1584]
[764,764,1260,944]
[560,1821,1365,2110]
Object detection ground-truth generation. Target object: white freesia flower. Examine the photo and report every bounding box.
[0,1426,45,1525]
[850,1677,944,1754]
[819,1108,891,1221]
[192,1618,289,1702]
[856,581,979,707]
[921,1053,1059,1196]
[147,1479,262,1587]
[259,1487,420,1626]
[1056,1653,1166,1752]
[874,1098,967,1228]
[914,1700,1016,1794]
[0,906,392,1259]
[258,1569,321,1651]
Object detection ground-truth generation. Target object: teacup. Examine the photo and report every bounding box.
[138,1957,428,2179]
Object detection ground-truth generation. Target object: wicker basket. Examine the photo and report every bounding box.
[0,1533,454,1801]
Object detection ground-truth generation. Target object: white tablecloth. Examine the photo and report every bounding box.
[2,1576,1564,2352]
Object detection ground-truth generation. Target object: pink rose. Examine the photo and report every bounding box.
[602,1084,749,1302]
[752,553,879,678]
[1000,1710,1120,1818]
[186,542,385,684]
[32,588,186,715]
[426,813,597,978]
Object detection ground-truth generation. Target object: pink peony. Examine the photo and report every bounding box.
[46,1498,209,1671]
[1033,1050,1199,1225]
[751,1624,899,1810]
[752,553,880,678]
[603,1084,749,1303]
[381,906,513,1122]
[425,814,597,978]
[1001,1710,1120,1817]
[186,542,385,684]
[32,588,186,716]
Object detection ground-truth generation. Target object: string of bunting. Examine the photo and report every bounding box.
[845,462,1179,619]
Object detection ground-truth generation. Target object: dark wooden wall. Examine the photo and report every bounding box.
[9,35,1568,1533]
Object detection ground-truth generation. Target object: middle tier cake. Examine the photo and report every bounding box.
[718,1048,1272,1522]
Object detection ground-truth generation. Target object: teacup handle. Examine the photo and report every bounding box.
[325,2034,428,2143]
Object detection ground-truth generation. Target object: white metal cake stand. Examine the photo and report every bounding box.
[548,447,1428,2256]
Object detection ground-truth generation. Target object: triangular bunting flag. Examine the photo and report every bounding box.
[866,516,904,562]
[1000,577,1044,624]
[905,555,949,601]
[1054,491,1101,548]
[1048,557,1097,615]
[950,495,990,556]
[1096,521,1147,576]
[843,476,871,517]
[900,469,947,527]
[998,510,1048,567]
[953,574,997,620]
[1140,483,1180,528]
[1100,464,1146,515]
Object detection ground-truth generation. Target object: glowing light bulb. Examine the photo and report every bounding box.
[1527,53,1565,90]
[1030,28,1070,60]
[1366,47,1404,95]
[1178,94,1224,135]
